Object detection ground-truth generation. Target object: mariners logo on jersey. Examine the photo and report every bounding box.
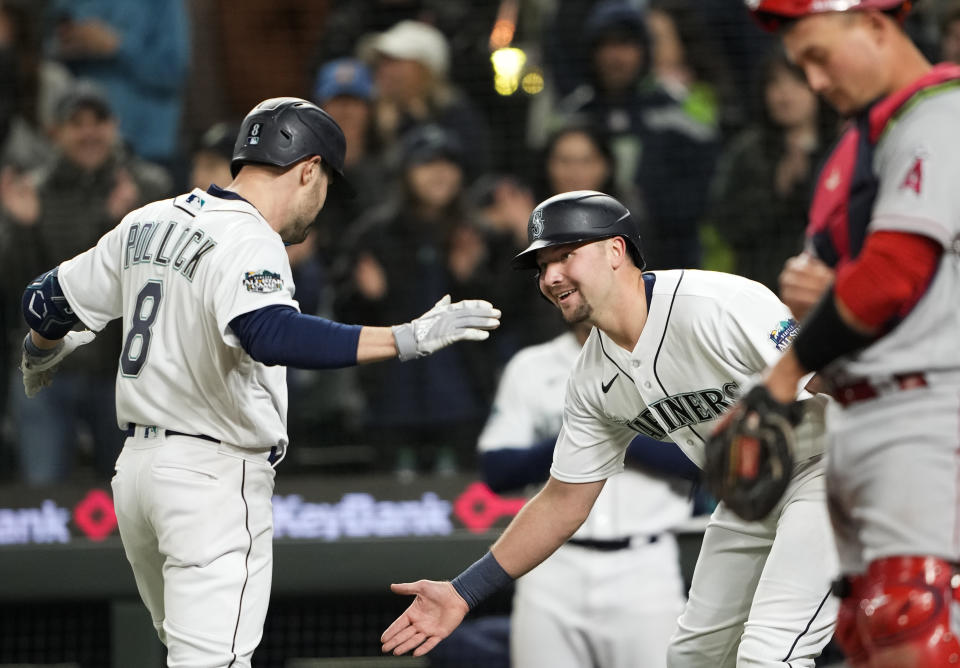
[243,270,284,293]
[615,382,740,440]
[769,318,800,352]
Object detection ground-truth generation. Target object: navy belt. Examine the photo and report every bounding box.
[124,424,220,444]
[567,535,659,551]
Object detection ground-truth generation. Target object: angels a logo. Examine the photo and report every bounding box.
[530,209,544,239]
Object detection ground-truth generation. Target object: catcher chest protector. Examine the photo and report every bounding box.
[231,97,355,198]
[512,190,646,270]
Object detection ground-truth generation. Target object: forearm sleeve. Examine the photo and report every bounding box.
[229,305,362,368]
[625,435,701,482]
[480,438,556,494]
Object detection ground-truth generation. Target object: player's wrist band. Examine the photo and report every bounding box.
[391,323,421,362]
[23,333,59,358]
[450,551,513,610]
[792,288,874,373]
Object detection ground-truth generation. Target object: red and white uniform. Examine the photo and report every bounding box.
[806,66,960,573]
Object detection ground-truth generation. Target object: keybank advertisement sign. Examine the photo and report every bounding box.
[0,478,526,547]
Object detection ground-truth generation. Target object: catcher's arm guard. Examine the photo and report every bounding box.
[704,385,804,522]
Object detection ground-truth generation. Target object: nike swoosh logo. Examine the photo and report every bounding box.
[601,374,619,393]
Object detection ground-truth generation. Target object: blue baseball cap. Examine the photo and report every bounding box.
[313,58,374,104]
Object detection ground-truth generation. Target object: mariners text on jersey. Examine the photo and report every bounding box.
[123,220,218,281]
[618,382,740,439]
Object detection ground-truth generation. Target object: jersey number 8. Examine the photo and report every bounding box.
[121,280,163,377]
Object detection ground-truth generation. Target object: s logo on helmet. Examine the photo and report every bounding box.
[531,209,544,239]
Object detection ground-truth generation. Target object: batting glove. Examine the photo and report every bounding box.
[20,330,96,397]
[392,295,501,362]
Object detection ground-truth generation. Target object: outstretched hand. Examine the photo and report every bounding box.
[381,580,470,657]
[392,295,501,362]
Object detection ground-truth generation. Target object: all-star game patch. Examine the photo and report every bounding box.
[769,318,800,351]
[243,270,283,293]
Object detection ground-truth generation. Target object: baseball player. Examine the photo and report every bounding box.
[381,191,838,667]
[721,2,960,666]
[478,318,696,668]
[17,97,501,667]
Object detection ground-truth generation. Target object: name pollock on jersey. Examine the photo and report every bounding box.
[617,382,740,439]
[123,221,218,281]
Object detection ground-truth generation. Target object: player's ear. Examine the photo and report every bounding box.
[608,236,628,269]
[300,157,322,186]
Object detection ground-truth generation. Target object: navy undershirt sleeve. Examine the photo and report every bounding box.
[625,434,701,482]
[480,437,556,494]
[229,305,362,368]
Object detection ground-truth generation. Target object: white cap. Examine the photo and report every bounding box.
[373,20,450,78]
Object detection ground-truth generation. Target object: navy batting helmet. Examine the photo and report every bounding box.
[512,190,645,270]
[231,97,356,198]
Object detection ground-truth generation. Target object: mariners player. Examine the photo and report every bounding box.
[479,317,697,668]
[18,97,501,667]
[740,2,960,665]
[382,191,838,667]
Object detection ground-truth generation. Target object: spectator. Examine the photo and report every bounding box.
[0,1,59,454]
[365,20,492,179]
[545,0,719,270]
[7,81,172,485]
[334,123,497,476]
[189,121,237,190]
[312,57,390,253]
[467,175,566,363]
[646,0,741,136]
[215,0,329,115]
[46,0,190,167]
[941,3,960,64]
[283,229,365,456]
[702,47,838,292]
[0,165,43,472]
[0,1,61,171]
[537,123,647,262]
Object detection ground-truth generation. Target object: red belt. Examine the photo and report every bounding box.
[832,372,928,407]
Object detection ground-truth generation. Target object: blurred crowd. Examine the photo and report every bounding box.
[0,0,957,486]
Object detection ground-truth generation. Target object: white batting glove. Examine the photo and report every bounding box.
[392,295,501,362]
[20,330,96,397]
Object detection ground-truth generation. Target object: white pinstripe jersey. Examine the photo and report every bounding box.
[57,188,299,455]
[479,332,692,539]
[551,270,827,484]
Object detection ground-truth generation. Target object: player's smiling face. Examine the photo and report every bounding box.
[537,240,606,324]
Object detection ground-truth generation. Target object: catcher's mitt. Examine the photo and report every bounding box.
[704,385,804,522]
